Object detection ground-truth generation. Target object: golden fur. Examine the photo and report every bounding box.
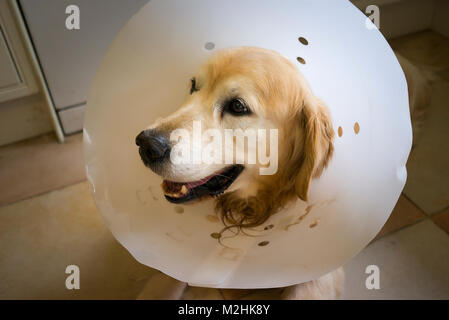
[209,47,334,228]
[149,47,334,229]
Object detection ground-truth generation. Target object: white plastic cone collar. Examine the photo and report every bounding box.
[84,0,412,288]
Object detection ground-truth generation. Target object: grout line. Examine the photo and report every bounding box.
[0,132,57,149]
[0,178,87,209]
[402,191,449,217]
[373,216,429,242]
[430,218,449,236]
[429,205,449,216]
[218,289,226,300]
[401,192,429,216]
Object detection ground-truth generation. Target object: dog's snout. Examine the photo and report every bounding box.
[136,129,170,163]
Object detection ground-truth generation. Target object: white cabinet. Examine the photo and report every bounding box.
[0,0,38,103]
[19,0,148,134]
[0,26,20,88]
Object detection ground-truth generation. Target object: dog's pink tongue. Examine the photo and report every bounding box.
[185,172,217,189]
[163,168,225,192]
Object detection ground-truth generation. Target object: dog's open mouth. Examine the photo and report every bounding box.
[162,165,244,203]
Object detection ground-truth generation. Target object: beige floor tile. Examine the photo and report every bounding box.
[375,194,426,239]
[0,133,86,206]
[0,182,158,299]
[344,220,449,299]
[390,30,449,72]
[182,286,223,300]
[240,288,283,300]
[402,82,449,214]
[220,288,254,300]
[432,207,449,234]
[137,272,187,300]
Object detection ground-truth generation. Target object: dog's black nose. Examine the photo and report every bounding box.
[136,129,170,163]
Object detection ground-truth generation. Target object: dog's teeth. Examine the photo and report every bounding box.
[180,185,188,195]
[165,192,177,197]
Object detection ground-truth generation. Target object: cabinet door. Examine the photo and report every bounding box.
[0,26,21,89]
[0,0,38,103]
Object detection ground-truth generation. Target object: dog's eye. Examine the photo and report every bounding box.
[190,77,199,94]
[224,99,251,116]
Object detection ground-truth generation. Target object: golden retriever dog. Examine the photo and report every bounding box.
[395,53,433,147]
[136,47,334,228]
[135,48,430,300]
[135,46,342,300]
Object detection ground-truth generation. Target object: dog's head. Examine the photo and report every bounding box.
[136,47,333,227]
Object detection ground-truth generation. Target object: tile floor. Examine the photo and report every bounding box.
[0,133,85,207]
[0,30,448,299]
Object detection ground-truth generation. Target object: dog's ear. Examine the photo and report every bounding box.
[295,97,334,201]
